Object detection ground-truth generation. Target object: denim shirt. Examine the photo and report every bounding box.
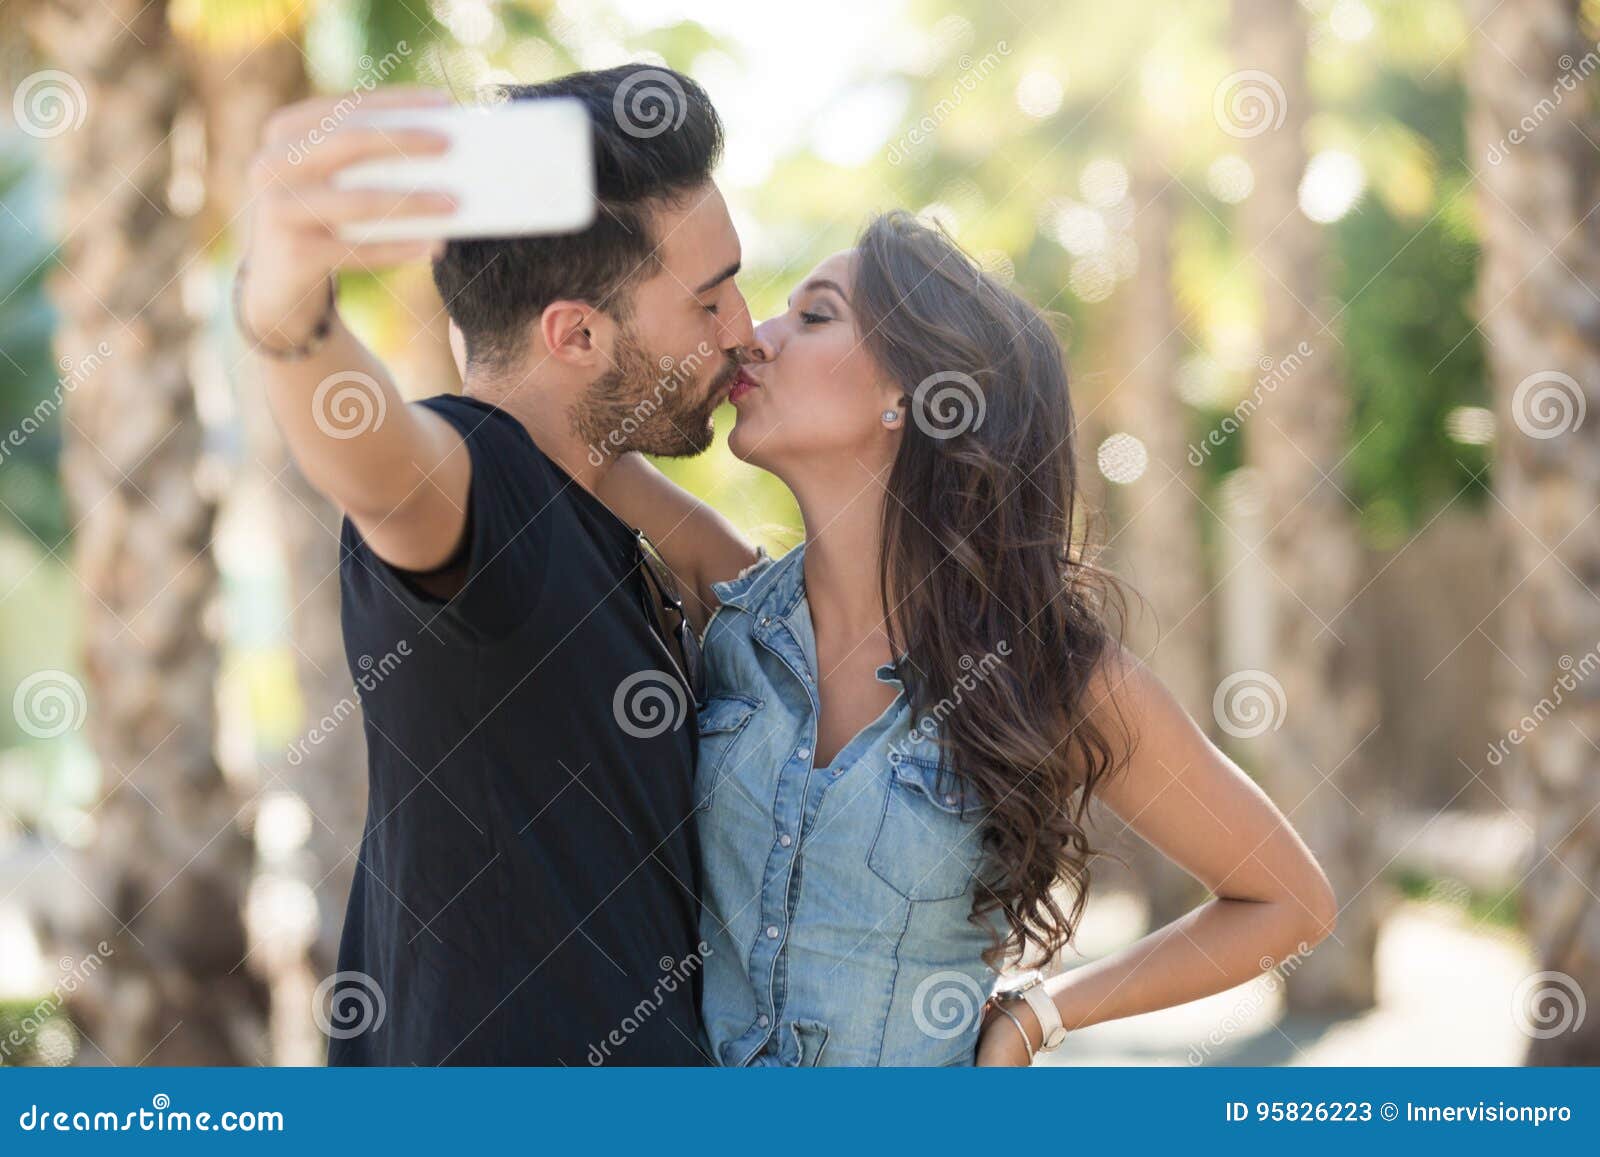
[694,543,1004,1066]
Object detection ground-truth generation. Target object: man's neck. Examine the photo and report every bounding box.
[462,368,610,494]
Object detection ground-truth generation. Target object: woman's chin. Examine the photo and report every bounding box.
[726,415,759,464]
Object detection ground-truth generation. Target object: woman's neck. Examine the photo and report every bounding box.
[792,464,894,652]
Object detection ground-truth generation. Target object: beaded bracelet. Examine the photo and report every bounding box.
[232,260,337,361]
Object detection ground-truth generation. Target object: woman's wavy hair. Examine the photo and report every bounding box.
[853,210,1140,968]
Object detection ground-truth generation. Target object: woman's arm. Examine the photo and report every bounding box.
[979,645,1338,1065]
[596,452,761,633]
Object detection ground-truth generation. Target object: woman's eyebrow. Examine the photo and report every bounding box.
[786,277,848,308]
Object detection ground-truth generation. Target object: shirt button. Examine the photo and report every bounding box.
[778,833,793,847]
[944,794,957,805]
[831,767,843,777]
[766,925,780,939]
[797,747,811,760]
[757,1014,770,1027]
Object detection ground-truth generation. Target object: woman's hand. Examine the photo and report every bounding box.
[975,1004,1036,1066]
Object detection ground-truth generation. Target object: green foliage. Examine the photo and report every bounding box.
[0,134,65,549]
[0,997,75,1067]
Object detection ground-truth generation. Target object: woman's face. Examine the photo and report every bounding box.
[725,250,904,476]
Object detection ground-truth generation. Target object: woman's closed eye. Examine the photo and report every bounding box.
[799,309,832,325]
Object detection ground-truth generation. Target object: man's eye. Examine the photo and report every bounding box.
[702,303,720,316]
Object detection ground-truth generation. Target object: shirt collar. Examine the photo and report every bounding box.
[709,540,806,619]
[713,542,912,685]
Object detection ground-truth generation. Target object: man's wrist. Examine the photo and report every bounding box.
[235,260,339,359]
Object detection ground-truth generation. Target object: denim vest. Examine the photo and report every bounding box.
[694,543,1003,1066]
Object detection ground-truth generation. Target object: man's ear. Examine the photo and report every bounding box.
[540,300,612,369]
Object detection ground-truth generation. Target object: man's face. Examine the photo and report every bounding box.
[575,182,752,459]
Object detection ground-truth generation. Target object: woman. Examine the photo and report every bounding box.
[599,210,1337,1066]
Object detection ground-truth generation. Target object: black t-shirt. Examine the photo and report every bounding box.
[328,392,706,1066]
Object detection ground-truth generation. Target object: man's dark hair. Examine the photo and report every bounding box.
[432,64,724,370]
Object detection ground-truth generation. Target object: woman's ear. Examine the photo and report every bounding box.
[878,387,911,430]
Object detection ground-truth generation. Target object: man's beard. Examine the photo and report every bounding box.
[574,328,737,460]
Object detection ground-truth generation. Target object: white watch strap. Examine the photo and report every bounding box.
[1020,982,1067,1051]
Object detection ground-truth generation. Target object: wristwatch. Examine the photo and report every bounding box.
[992,970,1068,1052]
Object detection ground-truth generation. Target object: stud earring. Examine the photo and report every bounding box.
[881,409,899,424]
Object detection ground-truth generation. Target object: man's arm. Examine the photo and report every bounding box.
[239,88,471,579]
[595,453,760,633]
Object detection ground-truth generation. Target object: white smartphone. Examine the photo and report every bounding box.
[333,97,596,243]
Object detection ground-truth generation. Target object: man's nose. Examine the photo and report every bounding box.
[718,286,756,351]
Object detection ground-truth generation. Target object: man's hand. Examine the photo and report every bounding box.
[242,87,474,579]
[239,86,456,345]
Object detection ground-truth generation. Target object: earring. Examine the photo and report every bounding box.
[881,409,899,424]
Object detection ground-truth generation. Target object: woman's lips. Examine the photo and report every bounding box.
[728,368,761,405]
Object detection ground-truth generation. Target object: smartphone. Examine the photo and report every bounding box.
[333,97,596,243]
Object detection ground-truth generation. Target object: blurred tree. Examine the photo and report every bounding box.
[1233,0,1382,1013]
[183,0,361,983]
[22,0,267,1063]
[1466,0,1600,1065]
[1112,156,1210,927]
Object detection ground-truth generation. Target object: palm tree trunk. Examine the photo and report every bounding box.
[1115,157,1211,926]
[1232,0,1383,1013]
[1466,0,1600,1066]
[26,0,267,1064]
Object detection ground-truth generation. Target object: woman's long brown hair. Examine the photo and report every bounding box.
[854,210,1139,967]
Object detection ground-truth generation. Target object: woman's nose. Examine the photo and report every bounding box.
[742,319,780,364]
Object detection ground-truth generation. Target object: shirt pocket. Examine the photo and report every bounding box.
[693,694,761,812]
[867,753,986,901]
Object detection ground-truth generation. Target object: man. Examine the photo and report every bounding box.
[237,65,755,1064]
